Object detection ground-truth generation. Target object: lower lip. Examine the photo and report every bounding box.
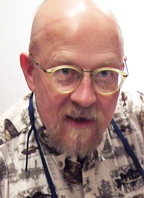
[65,116,95,128]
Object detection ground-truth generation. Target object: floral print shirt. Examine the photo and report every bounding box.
[0,91,144,198]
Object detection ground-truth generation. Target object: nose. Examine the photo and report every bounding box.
[70,73,97,107]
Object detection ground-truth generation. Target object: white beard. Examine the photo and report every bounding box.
[40,102,105,157]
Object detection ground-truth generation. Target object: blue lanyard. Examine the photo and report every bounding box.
[26,93,58,198]
[26,93,144,198]
[111,119,144,178]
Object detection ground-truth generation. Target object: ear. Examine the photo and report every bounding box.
[123,55,127,69]
[20,53,35,92]
[123,55,127,62]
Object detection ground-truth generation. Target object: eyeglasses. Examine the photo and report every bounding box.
[29,54,128,95]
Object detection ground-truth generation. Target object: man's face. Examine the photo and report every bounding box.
[31,12,123,157]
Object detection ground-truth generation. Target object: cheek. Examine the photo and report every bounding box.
[97,93,119,127]
[34,74,69,125]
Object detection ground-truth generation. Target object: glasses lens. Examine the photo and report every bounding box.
[93,69,122,94]
[51,67,81,92]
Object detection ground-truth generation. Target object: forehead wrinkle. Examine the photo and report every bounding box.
[30,16,122,55]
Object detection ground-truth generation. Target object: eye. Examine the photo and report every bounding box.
[51,67,80,88]
[53,67,80,82]
[100,70,110,77]
[94,70,113,79]
[61,68,70,75]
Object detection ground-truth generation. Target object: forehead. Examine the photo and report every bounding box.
[34,18,122,49]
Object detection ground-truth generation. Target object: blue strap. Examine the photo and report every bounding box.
[111,119,144,178]
[28,93,58,198]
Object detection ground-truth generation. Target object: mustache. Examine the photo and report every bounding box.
[61,102,103,121]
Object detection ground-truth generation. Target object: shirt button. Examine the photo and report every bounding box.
[58,161,63,167]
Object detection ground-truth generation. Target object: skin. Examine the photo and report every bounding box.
[20,0,124,157]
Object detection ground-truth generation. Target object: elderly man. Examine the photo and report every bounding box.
[0,0,144,197]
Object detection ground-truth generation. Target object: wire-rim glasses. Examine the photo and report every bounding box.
[29,54,128,95]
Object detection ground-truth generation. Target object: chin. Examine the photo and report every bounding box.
[50,126,104,157]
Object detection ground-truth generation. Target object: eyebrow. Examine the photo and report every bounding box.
[48,53,122,69]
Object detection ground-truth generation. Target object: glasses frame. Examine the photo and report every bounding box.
[29,53,128,95]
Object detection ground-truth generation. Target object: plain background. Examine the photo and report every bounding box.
[1,0,144,114]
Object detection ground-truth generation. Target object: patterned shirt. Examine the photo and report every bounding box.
[0,91,144,198]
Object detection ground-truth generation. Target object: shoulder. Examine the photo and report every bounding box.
[116,90,144,115]
[114,90,144,138]
[0,93,31,144]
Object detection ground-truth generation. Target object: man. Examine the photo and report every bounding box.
[0,0,144,197]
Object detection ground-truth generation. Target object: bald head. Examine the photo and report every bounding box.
[29,0,123,57]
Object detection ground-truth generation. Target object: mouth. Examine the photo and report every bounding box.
[65,115,95,127]
[67,116,88,121]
